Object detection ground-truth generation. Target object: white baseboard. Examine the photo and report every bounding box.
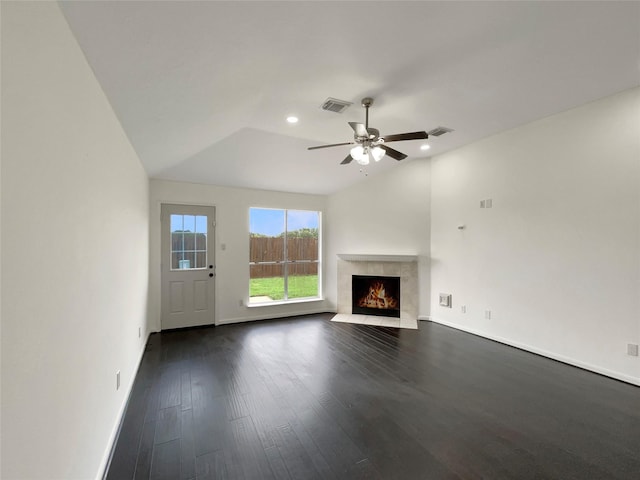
[97,335,150,479]
[216,307,334,326]
[428,317,640,387]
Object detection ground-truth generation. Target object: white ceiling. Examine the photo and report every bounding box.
[59,1,640,195]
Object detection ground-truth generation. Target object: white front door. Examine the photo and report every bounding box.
[161,204,216,330]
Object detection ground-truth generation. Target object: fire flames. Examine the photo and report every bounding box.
[358,281,398,310]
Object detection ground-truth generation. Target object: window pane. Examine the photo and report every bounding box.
[171,231,184,253]
[287,264,318,299]
[250,208,285,237]
[195,251,207,269]
[171,214,185,269]
[184,233,195,251]
[288,261,318,277]
[286,210,319,261]
[250,208,285,263]
[183,215,196,234]
[171,250,183,269]
[182,251,195,269]
[249,264,284,302]
[170,214,184,233]
[286,210,319,233]
[170,213,207,270]
[194,216,207,250]
[195,215,207,234]
[287,237,319,262]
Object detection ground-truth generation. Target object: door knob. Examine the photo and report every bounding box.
[209,273,214,278]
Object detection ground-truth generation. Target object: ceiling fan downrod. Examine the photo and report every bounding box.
[362,97,373,131]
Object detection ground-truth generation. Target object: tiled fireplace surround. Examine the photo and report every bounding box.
[332,254,419,329]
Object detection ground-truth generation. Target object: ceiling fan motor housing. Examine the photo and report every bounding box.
[354,128,379,143]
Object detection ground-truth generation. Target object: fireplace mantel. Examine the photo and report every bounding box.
[337,253,418,263]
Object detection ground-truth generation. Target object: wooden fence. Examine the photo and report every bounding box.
[250,237,318,278]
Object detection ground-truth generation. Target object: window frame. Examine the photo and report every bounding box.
[248,207,322,305]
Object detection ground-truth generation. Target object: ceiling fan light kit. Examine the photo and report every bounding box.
[350,144,385,165]
[308,97,431,166]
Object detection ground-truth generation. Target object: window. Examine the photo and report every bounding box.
[170,214,208,269]
[249,208,321,303]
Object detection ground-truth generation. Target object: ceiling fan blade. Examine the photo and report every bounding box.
[348,122,368,138]
[381,131,429,142]
[340,154,353,165]
[307,141,354,151]
[380,144,408,161]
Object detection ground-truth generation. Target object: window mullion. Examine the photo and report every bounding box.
[283,210,288,300]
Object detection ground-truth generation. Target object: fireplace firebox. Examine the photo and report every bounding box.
[351,275,400,318]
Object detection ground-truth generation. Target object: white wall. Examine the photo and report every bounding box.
[1,3,150,479]
[326,158,431,317]
[430,87,640,385]
[149,180,329,329]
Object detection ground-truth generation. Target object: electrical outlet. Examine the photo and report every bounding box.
[116,371,121,390]
[461,305,467,314]
[484,310,491,320]
[486,198,493,208]
[239,299,244,307]
[627,344,639,357]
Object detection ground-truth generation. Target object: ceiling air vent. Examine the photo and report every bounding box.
[428,126,454,137]
[321,97,352,114]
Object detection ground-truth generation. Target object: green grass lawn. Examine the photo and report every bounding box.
[250,275,318,301]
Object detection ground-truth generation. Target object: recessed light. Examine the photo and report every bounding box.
[286,116,299,124]
[420,144,431,151]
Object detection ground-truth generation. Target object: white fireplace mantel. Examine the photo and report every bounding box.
[337,253,418,263]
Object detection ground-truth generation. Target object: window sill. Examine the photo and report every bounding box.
[247,297,324,308]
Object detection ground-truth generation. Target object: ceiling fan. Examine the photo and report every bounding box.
[307,97,428,166]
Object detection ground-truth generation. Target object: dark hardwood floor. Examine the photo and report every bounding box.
[106,313,640,479]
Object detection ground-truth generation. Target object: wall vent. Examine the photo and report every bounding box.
[321,98,352,114]
[428,126,454,137]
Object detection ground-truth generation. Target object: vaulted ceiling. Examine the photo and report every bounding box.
[60,1,640,194]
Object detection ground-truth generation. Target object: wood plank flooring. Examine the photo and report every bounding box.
[106,313,640,479]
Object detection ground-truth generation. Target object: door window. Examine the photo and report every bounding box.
[170,214,208,270]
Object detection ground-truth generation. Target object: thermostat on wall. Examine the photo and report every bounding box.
[439,293,452,308]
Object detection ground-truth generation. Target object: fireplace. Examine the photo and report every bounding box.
[351,275,401,318]
[335,255,418,328]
